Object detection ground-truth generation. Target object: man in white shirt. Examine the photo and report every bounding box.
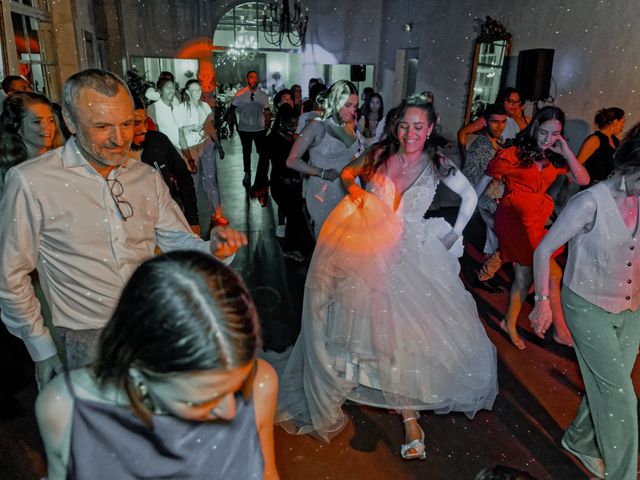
[146,78,181,149]
[227,71,271,187]
[0,69,247,387]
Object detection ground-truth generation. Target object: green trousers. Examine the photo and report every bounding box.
[562,286,640,480]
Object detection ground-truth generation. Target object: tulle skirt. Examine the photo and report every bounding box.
[269,194,498,442]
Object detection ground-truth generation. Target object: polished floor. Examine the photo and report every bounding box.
[1,134,638,479]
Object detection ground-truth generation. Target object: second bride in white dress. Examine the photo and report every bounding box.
[273,95,498,460]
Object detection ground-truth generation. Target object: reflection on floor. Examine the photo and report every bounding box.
[1,135,621,479]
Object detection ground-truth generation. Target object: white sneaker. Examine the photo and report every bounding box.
[275,225,286,238]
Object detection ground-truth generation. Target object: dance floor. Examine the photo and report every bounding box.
[2,134,637,479]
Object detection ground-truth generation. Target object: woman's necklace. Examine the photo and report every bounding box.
[398,152,408,175]
[397,152,424,175]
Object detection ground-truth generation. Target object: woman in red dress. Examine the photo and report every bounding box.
[476,106,590,349]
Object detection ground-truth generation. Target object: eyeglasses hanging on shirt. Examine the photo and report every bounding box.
[250,92,255,102]
[107,178,134,221]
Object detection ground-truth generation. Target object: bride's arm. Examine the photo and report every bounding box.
[439,170,478,247]
[341,151,369,207]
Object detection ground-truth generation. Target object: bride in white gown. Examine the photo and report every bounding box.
[273,95,498,460]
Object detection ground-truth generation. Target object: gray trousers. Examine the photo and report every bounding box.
[56,326,104,370]
[561,286,640,480]
[192,142,220,216]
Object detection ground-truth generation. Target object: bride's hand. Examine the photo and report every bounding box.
[348,184,366,208]
[439,230,459,250]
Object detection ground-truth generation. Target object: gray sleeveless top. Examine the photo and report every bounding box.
[305,120,361,237]
[64,373,264,479]
[563,182,640,313]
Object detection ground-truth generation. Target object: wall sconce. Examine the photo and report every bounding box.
[403,0,413,32]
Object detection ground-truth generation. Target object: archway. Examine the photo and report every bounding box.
[212,2,303,95]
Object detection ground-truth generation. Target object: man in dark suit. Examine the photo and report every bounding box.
[131,97,200,234]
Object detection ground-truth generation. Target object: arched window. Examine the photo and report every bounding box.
[213,2,303,92]
[214,2,301,51]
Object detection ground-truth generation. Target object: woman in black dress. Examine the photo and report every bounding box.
[577,107,625,185]
[263,104,313,260]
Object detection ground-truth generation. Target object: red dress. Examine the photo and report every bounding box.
[486,146,569,266]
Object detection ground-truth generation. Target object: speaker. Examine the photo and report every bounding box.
[516,49,554,101]
[350,64,366,82]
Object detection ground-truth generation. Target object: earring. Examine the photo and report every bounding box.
[137,381,148,398]
[620,175,627,194]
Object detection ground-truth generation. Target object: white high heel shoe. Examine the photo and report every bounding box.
[401,416,426,460]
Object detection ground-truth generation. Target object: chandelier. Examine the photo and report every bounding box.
[262,0,308,48]
[226,35,258,64]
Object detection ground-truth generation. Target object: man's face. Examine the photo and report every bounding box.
[487,114,507,139]
[159,82,176,103]
[132,108,148,149]
[247,72,258,89]
[8,78,32,94]
[64,86,134,169]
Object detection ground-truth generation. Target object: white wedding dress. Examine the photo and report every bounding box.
[272,159,498,442]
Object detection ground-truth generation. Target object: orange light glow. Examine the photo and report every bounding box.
[316,184,403,257]
[177,38,225,94]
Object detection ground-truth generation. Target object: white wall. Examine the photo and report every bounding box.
[119,0,384,92]
[376,0,640,150]
[118,0,640,150]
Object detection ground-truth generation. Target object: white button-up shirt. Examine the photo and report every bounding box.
[0,138,215,361]
[147,99,181,147]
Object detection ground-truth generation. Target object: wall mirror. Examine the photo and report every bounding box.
[464,17,512,124]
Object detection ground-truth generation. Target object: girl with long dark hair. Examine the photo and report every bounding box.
[36,252,278,479]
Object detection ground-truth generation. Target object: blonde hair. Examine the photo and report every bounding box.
[321,80,358,121]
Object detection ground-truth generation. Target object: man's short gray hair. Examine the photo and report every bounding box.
[62,69,132,117]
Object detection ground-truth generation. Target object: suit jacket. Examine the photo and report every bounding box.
[140,130,199,226]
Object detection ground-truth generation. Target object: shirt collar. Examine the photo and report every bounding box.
[62,137,131,172]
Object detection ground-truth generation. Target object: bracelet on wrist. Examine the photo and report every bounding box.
[210,215,229,227]
[534,294,549,302]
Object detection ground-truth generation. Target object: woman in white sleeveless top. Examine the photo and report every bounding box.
[175,79,225,220]
[530,133,640,480]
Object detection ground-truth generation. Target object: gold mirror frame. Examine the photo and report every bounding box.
[464,16,512,124]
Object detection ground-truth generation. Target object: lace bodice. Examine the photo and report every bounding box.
[366,159,439,223]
